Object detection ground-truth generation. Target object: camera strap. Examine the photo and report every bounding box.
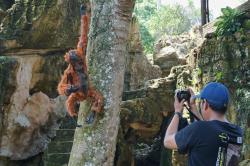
[183,104,201,121]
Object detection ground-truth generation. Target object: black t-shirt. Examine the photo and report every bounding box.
[175,120,243,166]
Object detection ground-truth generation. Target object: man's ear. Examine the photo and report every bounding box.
[204,100,209,110]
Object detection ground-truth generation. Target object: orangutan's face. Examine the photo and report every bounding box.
[64,50,77,63]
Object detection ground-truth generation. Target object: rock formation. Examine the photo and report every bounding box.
[124,16,162,91]
[0,50,67,162]
[117,77,176,165]
[153,27,203,77]
[0,0,82,51]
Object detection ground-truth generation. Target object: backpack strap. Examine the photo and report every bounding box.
[228,136,243,145]
[216,132,243,166]
[216,132,229,166]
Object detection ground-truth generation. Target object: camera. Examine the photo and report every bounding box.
[176,90,191,102]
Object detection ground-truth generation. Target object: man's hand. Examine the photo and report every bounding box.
[164,93,184,150]
[187,88,197,110]
[174,94,185,113]
[187,88,203,120]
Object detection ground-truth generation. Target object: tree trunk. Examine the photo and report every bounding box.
[68,0,135,166]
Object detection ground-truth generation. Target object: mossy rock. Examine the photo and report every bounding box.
[29,51,67,98]
[0,0,84,51]
[243,20,250,30]
[0,56,18,108]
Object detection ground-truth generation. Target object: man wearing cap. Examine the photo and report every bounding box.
[164,82,243,166]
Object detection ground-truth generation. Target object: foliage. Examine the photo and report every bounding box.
[148,5,192,38]
[197,68,202,76]
[134,0,157,53]
[215,7,246,37]
[215,71,224,82]
[215,7,248,59]
[139,24,155,53]
[134,0,200,54]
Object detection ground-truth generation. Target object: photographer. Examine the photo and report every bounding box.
[164,82,243,166]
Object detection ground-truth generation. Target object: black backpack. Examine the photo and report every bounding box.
[216,132,243,166]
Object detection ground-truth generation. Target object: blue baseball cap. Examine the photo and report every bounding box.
[194,82,229,111]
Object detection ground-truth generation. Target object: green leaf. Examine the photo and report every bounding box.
[215,6,246,37]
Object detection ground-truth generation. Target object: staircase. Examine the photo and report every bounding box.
[43,116,77,166]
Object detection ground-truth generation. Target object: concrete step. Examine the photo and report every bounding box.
[48,141,73,153]
[45,153,70,166]
[54,129,75,142]
[59,116,79,129]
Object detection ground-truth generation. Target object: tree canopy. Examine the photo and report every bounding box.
[134,0,200,53]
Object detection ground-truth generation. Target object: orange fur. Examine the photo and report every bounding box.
[57,7,103,117]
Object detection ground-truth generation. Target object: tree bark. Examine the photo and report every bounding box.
[68,0,135,166]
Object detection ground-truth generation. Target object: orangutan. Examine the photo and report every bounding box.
[57,5,103,124]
